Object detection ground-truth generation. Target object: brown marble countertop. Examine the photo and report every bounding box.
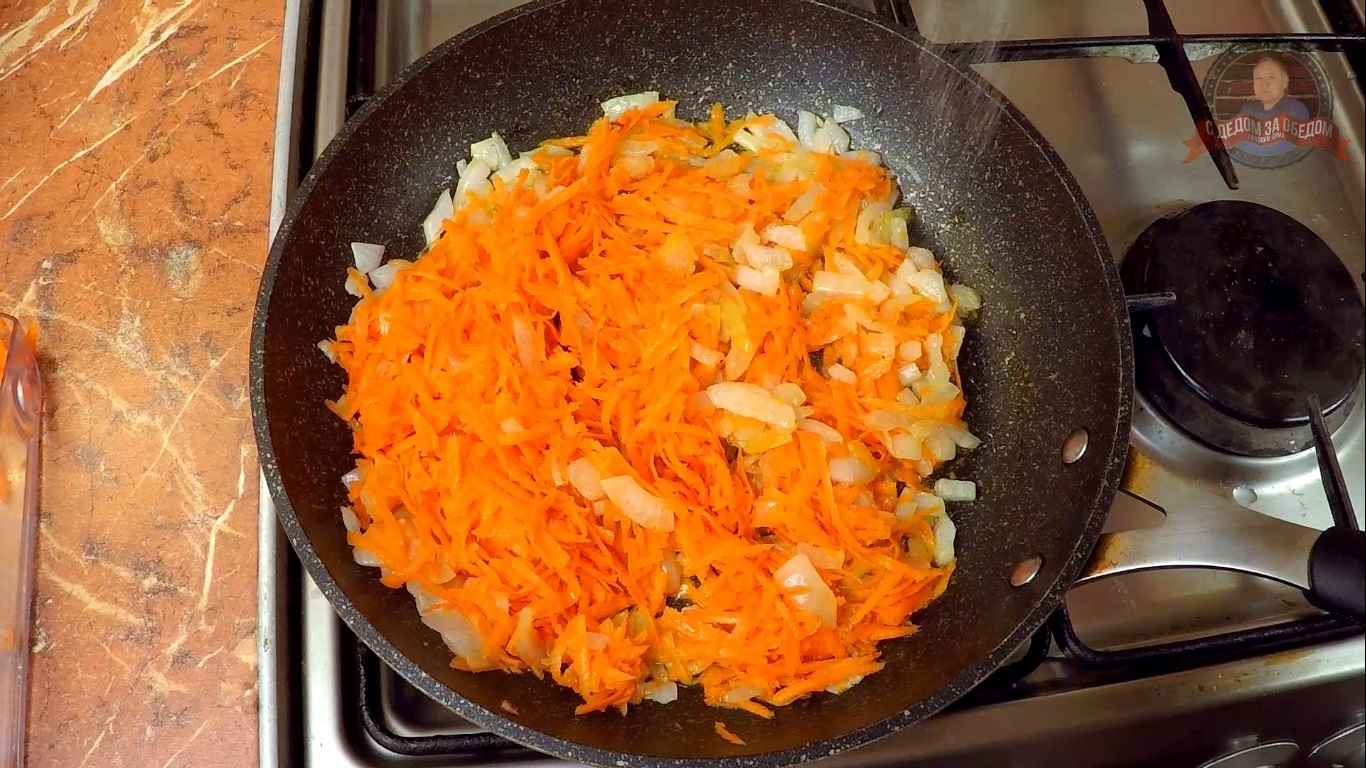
[1,1,282,765]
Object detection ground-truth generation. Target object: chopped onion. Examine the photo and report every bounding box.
[567,457,605,500]
[470,131,513,170]
[918,491,946,518]
[906,246,937,269]
[863,331,896,360]
[947,425,982,450]
[863,409,910,432]
[824,118,852,154]
[424,606,492,669]
[721,685,764,705]
[741,242,793,271]
[812,270,889,303]
[600,475,675,531]
[735,264,781,296]
[798,419,844,443]
[644,681,679,704]
[908,269,949,305]
[783,184,823,221]
[689,342,724,367]
[825,674,865,695]
[943,324,966,362]
[774,553,838,627]
[368,259,410,292]
[846,148,882,166]
[707,382,796,429]
[353,546,382,567]
[795,543,845,570]
[889,433,921,460]
[931,513,957,567]
[949,283,982,312]
[512,607,543,668]
[423,189,454,244]
[512,316,539,368]
[897,361,923,387]
[934,478,978,502]
[762,224,806,252]
[827,363,856,384]
[455,159,493,206]
[898,340,923,362]
[773,382,806,408]
[925,433,957,462]
[341,505,360,534]
[601,91,660,120]
[831,104,865,123]
[828,456,874,485]
[351,242,385,274]
[317,339,337,363]
[344,271,368,297]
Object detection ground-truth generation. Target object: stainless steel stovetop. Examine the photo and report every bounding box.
[258,2,1366,766]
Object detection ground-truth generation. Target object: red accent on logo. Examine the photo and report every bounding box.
[1184,115,1351,162]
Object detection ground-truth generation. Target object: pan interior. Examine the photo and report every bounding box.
[253,0,1130,762]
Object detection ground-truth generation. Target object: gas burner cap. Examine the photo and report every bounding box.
[1123,201,1364,457]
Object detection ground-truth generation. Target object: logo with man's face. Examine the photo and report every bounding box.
[1186,47,1350,169]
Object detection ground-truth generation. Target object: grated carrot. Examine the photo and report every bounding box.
[327,100,972,716]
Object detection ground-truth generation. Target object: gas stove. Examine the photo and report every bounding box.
[257,2,1366,766]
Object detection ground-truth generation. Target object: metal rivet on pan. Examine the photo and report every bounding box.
[1231,485,1258,506]
[1011,556,1044,587]
[1061,429,1089,464]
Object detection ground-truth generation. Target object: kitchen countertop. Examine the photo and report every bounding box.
[0,1,281,765]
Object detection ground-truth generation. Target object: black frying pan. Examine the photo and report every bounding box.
[251,0,1134,763]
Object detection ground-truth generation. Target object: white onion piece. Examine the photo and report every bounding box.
[512,607,543,668]
[645,681,679,704]
[600,476,675,531]
[721,685,764,705]
[512,316,539,368]
[494,156,538,185]
[735,264,780,296]
[934,478,978,502]
[341,505,360,534]
[470,131,513,170]
[812,270,889,303]
[762,224,806,252]
[795,543,845,570]
[783,184,823,221]
[908,269,949,305]
[918,491,947,517]
[351,242,385,274]
[424,607,491,669]
[689,342,724,367]
[863,332,896,360]
[707,382,796,429]
[889,433,921,461]
[898,340,923,362]
[353,546,382,567]
[944,325,966,361]
[846,148,882,167]
[369,259,410,293]
[826,364,856,385]
[828,456,874,485]
[318,340,338,363]
[947,425,981,450]
[863,409,910,432]
[798,419,844,443]
[455,159,493,206]
[601,91,660,120]
[949,283,982,311]
[567,458,605,500]
[906,246,937,269]
[741,242,793,271]
[898,362,923,387]
[774,553,838,628]
[773,382,806,408]
[931,513,957,567]
[831,105,865,123]
[925,434,957,462]
[824,118,852,154]
[344,271,367,297]
[423,189,454,245]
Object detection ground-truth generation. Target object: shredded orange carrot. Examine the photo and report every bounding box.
[328,99,976,716]
[715,721,746,746]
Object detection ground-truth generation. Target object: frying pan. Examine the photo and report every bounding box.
[253,0,1133,762]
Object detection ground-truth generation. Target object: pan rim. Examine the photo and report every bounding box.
[249,0,1135,764]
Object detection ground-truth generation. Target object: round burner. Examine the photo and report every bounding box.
[1123,201,1365,457]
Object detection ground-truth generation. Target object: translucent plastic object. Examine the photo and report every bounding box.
[0,315,40,768]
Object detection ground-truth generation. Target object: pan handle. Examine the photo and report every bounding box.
[1078,493,1365,626]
